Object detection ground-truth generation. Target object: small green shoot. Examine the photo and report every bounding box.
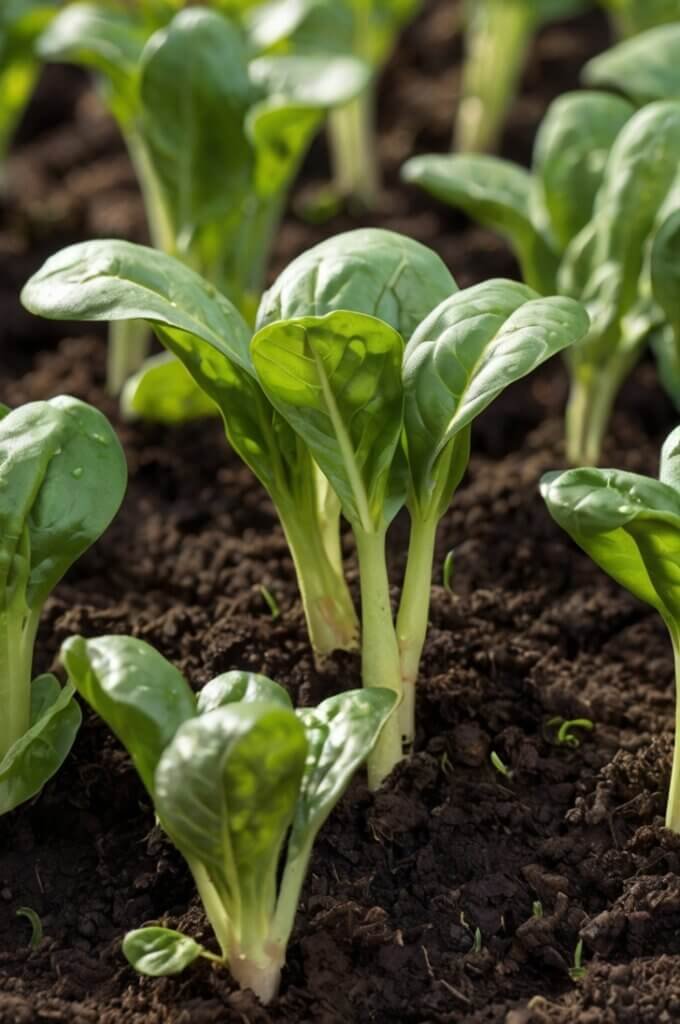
[548,717,594,748]
[532,901,543,919]
[490,751,513,779]
[259,584,280,620]
[472,927,483,953]
[16,907,43,949]
[568,939,586,981]
[443,550,455,594]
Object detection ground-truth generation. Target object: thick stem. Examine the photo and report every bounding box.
[0,605,38,760]
[327,85,380,208]
[354,526,403,789]
[666,630,680,833]
[106,319,152,397]
[277,499,359,660]
[565,357,629,466]
[395,515,438,748]
[454,1,534,153]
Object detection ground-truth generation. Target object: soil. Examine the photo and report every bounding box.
[1,2,679,1022]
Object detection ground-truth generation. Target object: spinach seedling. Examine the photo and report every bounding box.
[249,0,421,207]
[0,1,58,179]
[455,0,585,154]
[22,231,586,787]
[61,633,395,1003]
[541,425,680,832]
[21,228,455,666]
[38,4,368,394]
[583,22,680,106]
[404,93,680,464]
[0,396,127,816]
[252,241,588,785]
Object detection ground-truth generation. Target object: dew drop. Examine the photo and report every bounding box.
[72,467,84,479]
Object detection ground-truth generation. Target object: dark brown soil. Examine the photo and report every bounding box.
[3,3,679,1023]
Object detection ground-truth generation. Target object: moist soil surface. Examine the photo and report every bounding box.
[1,3,679,1022]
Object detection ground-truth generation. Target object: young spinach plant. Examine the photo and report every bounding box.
[249,0,421,207]
[0,1,58,179]
[404,93,680,464]
[22,229,587,787]
[38,3,368,393]
[61,633,395,1002]
[454,0,585,154]
[0,396,127,815]
[541,424,680,832]
[251,237,588,785]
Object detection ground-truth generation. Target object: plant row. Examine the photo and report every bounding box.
[3,0,680,1005]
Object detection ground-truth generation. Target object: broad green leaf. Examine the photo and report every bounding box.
[123,927,207,976]
[249,54,370,109]
[256,228,456,342]
[21,240,253,373]
[0,396,127,608]
[252,311,405,531]
[402,154,558,293]
[0,677,80,815]
[403,281,589,511]
[139,9,255,247]
[541,466,680,622]
[651,212,680,408]
[154,704,306,912]
[61,634,196,797]
[197,671,292,714]
[21,240,309,502]
[36,4,145,123]
[661,425,680,491]
[562,101,680,356]
[289,688,396,858]
[247,98,321,196]
[122,353,219,423]
[583,24,680,104]
[532,91,634,251]
[246,0,323,49]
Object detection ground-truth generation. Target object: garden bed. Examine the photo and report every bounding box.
[3,3,680,1022]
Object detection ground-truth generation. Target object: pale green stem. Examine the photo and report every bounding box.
[105,133,176,395]
[666,629,680,832]
[327,84,380,208]
[455,1,535,153]
[271,838,314,957]
[565,355,631,465]
[106,320,152,397]
[277,499,359,661]
[395,514,438,748]
[188,859,233,961]
[353,526,403,789]
[0,604,39,760]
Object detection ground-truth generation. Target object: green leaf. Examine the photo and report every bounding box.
[197,671,292,714]
[661,424,680,491]
[123,927,207,976]
[61,634,196,797]
[256,227,456,343]
[651,212,680,407]
[0,676,81,815]
[139,9,255,247]
[290,688,396,857]
[122,352,219,423]
[583,24,680,104]
[0,396,127,608]
[36,4,145,123]
[401,154,558,293]
[0,404,10,420]
[249,54,370,109]
[252,310,405,531]
[532,91,634,251]
[21,240,253,373]
[154,703,307,912]
[540,465,680,621]
[20,240,308,502]
[247,97,321,196]
[403,281,589,512]
[561,100,680,357]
